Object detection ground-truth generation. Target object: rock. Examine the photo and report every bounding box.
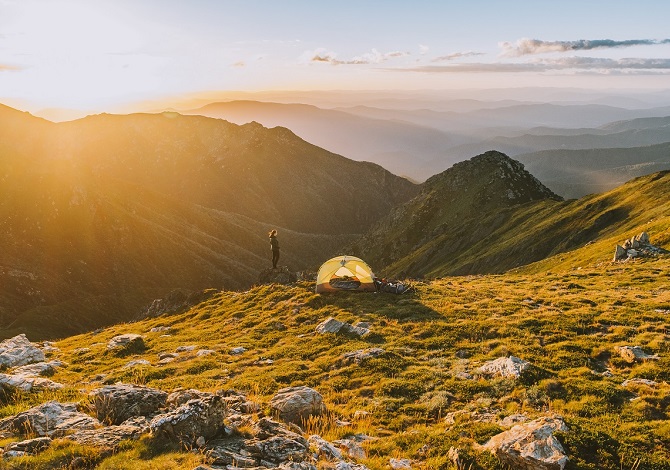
[337,348,385,367]
[251,417,310,463]
[197,349,216,357]
[308,434,343,460]
[455,371,474,380]
[176,345,197,352]
[159,352,179,360]
[150,394,227,446]
[141,288,218,319]
[230,347,246,355]
[499,414,529,428]
[622,378,658,388]
[0,373,64,393]
[6,436,52,454]
[0,334,45,368]
[477,356,531,379]
[445,410,497,426]
[106,334,145,354]
[66,416,150,450]
[613,245,627,261]
[73,347,91,354]
[270,386,326,425]
[333,438,367,459]
[335,463,371,470]
[0,401,100,437]
[627,249,639,258]
[616,346,660,363]
[42,341,60,354]
[258,266,298,285]
[448,447,463,468]
[166,389,214,408]
[123,359,151,368]
[390,458,412,469]
[481,415,569,470]
[638,231,650,244]
[316,317,370,337]
[90,384,168,425]
[12,361,60,377]
[150,326,171,333]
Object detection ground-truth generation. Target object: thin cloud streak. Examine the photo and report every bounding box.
[394,57,670,74]
[309,48,410,65]
[501,38,670,57]
[432,51,485,62]
[0,63,22,71]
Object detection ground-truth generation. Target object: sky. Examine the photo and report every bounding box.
[1,0,670,113]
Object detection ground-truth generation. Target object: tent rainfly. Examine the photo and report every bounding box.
[315,255,376,293]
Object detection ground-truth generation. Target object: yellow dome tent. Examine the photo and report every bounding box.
[315,255,376,293]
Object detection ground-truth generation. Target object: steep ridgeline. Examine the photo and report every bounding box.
[350,151,562,277]
[0,105,417,339]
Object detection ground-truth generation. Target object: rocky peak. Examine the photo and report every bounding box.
[424,150,562,207]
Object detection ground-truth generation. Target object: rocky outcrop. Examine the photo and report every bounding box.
[0,401,100,437]
[106,334,145,355]
[481,415,569,470]
[0,334,45,368]
[613,231,669,261]
[258,266,298,285]
[141,288,218,319]
[477,356,531,379]
[4,436,52,457]
[90,384,168,425]
[616,346,660,363]
[270,386,326,425]
[66,416,150,450]
[0,373,64,393]
[150,394,227,446]
[316,317,370,337]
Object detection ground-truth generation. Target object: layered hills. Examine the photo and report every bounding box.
[0,105,416,339]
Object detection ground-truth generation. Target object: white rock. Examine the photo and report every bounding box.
[390,458,412,469]
[197,349,216,357]
[176,345,197,352]
[123,359,151,369]
[0,334,45,368]
[478,356,531,379]
[230,347,246,355]
[0,373,64,392]
[309,434,343,459]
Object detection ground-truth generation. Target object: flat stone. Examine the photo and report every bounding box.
[0,401,100,437]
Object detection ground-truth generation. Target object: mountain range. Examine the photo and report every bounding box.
[2,101,670,340]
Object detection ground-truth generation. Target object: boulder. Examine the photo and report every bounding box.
[308,434,343,460]
[316,317,370,337]
[90,384,168,425]
[66,416,150,450]
[613,245,627,261]
[251,417,310,463]
[6,436,52,455]
[0,373,64,393]
[0,334,45,368]
[390,458,412,469]
[477,356,531,379]
[616,346,660,363]
[481,415,569,470]
[0,401,100,437]
[166,389,214,408]
[106,334,145,354]
[270,386,326,425]
[12,361,59,377]
[638,231,650,244]
[150,394,227,446]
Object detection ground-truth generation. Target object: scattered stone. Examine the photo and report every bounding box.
[42,341,60,354]
[613,231,669,261]
[123,359,151,368]
[445,410,497,426]
[481,415,569,470]
[390,458,412,469]
[337,348,385,366]
[166,389,214,408]
[622,378,658,388]
[616,346,660,363]
[150,394,227,446]
[12,360,62,377]
[230,347,246,355]
[499,414,529,428]
[159,352,179,360]
[335,463,371,470]
[309,434,343,460]
[176,345,197,352]
[6,436,52,455]
[477,356,531,379]
[0,373,64,393]
[0,401,100,437]
[197,349,216,357]
[0,334,45,368]
[316,317,370,337]
[353,410,370,420]
[65,416,150,450]
[270,386,326,425]
[150,326,171,333]
[73,347,91,354]
[106,334,145,354]
[455,371,474,380]
[333,438,367,459]
[90,384,168,425]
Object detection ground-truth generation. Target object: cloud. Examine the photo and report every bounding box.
[500,38,670,57]
[393,57,670,74]
[308,48,410,65]
[432,51,486,62]
[419,44,430,55]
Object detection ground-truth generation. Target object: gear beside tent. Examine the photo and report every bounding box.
[315,256,376,293]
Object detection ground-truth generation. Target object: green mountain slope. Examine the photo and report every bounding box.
[8,254,669,469]
[351,151,670,280]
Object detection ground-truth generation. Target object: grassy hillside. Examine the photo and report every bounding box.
[352,151,670,281]
[3,251,669,469]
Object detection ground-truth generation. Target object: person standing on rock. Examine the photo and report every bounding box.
[269,230,280,269]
